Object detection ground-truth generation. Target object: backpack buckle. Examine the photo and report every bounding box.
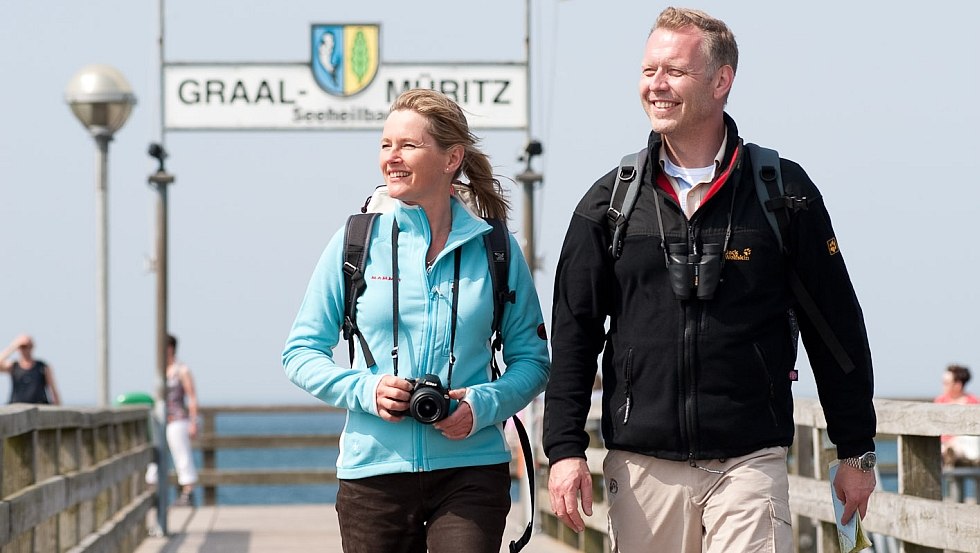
[618,165,636,181]
[606,207,625,225]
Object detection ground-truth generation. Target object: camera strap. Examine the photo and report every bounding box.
[389,220,462,389]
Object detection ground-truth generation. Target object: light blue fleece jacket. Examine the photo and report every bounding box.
[283,197,550,479]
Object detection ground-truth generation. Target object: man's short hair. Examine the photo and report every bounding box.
[167,334,178,352]
[653,7,739,76]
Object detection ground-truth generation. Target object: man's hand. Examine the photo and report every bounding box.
[834,463,876,524]
[375,375,413,421]
[433,389,472,439]
[548,457,593,533]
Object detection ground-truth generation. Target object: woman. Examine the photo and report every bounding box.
[283,89,549,552]
[146,334,200,506]
[935,364,980,465]
[0,334,61,405]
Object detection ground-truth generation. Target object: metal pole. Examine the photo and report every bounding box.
[94,132,111,407]
[151,0,171,536]
[149,169,174,536]
[522,0,535,278]
[158,0,167,147]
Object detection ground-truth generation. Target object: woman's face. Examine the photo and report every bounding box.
[379,109,460,206]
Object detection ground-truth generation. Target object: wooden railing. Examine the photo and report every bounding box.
[194,405,341,506]
[535,398,980,553]
[0,404,155,553]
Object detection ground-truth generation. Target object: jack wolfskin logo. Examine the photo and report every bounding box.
[310,24,380,97]
[827,237,839,256]
[725,248,752,261]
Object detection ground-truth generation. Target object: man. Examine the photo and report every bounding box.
[0,334,61,405]
[543,7,876,552]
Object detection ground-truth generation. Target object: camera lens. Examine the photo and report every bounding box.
[414,396,440,422]
[410,387,447,424]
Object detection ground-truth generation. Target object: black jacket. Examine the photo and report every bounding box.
[543,115,875,463]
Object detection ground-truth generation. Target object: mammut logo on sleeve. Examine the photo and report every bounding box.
[537,324,548,341]
[827,238,839,256]
[725,248,752,261]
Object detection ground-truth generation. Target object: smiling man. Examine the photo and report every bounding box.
[543,7,877,552]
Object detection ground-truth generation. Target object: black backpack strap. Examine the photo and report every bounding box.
[342,212,380,368]
[478,217,533,552]
[606,148,647,259]
[507,413,535,553]
[747,143,856,374]
[747,143,789,254]
[483,217,515,351]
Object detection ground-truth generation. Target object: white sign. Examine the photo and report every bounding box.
[164,63,527,131]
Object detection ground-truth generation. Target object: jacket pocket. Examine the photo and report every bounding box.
[614,348,634,426]
[752,343,778,427]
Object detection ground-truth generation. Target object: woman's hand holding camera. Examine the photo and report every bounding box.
[434,389,472,440]
[376,375,413,421]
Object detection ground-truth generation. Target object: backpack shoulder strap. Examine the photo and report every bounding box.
[746,143,787,253]
[607,148,647,259]
[483,217,515,352]
[479,220,534,553]
[747,143,856,374]
[342,212,380,368]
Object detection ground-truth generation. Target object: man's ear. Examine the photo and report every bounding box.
[713,65,734,101]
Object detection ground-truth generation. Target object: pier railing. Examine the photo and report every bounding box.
[3,399,977,552]
[536,398,980,553]
[194,405,340,506]
[0,404,154,553]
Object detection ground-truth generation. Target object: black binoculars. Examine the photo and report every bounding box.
[666,242,724,300]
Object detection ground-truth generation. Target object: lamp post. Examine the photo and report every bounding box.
[65,64,137,407]
[147,143,174,535]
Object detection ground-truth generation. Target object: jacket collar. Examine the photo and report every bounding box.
[392,196,491,248]
[646,112,741,170]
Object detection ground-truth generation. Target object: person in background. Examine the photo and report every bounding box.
[146,334,200,506]
[283,89,549,553]
[934,364,980,465]
[543,7,876,552]
[0,334,61,405]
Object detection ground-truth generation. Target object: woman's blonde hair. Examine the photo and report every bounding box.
[388,89,509,220]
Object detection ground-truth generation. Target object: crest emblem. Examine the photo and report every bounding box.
[827,237,839,256]
[310,24,380,97]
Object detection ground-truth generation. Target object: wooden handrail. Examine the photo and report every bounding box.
[536,398,980,553]
[0,404,155,552]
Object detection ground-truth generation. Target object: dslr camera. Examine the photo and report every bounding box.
[395,374,450,424]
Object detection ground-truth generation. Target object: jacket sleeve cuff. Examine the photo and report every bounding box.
[836,439,876,459]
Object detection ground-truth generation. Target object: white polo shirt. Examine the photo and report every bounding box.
[659,135,728,219]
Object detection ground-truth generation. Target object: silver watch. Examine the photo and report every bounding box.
[840,451,876,472]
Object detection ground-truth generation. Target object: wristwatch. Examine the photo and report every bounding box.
[840,451,877,472]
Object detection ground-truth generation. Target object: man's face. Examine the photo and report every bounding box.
[638,27,724,138]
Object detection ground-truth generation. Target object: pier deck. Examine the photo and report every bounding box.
[133,503,577,553]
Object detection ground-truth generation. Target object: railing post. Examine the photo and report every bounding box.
[899,435,943,553]
[202,411,216,506]
[792,424,817,553]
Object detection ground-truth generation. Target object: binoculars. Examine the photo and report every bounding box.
[666,242,724,300]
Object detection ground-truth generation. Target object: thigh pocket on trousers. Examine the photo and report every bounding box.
[768,495,793,552]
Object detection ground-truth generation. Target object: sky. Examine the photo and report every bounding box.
[2,0,979,407]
